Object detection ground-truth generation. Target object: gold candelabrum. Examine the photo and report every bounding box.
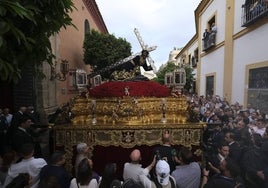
[71,95,189,126]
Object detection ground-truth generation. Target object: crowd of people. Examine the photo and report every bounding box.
[0,94,267,187]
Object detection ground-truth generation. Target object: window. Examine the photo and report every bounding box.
[193,48,198,67]
[249,67,268,89]
[165,72,173,87]
[203,16,217,51]
[241,0,268,27]
[247,66,268,113]
[188,54,191,65]
[84,19,90,35]
[208,17,216,30]
[206,75,214,97]
[191,56,196,67]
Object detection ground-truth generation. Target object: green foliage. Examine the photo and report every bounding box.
[184,66,195,92]
[83,30,131,79]
[154,62,176,84]
[154,62,195,92]
[0,0,75,83]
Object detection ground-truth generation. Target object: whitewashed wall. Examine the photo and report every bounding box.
[232,24,268,104]
[200,47,225,96]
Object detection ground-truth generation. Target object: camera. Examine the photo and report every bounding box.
[155,150,161,161]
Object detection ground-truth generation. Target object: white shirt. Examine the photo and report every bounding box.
[252,126,266,137]
[123,162,144,182]
[3,157,47,188]
[69,178,98,188]
[5,114,13,125]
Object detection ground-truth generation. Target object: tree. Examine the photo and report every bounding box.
[83,30,131,80]
[153,62,176,84]
[0,0,75,83]
[184,66,195,92]
[153,62,195,92]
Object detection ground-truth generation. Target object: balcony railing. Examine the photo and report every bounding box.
[202,33,216,51]
[242,0,268,27]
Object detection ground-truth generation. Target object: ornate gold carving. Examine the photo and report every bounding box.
[54,124,204,173]
[57,95,205,173]
[71,96,189,126]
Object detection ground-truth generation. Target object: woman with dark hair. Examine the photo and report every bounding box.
[99,163,121,188]
[6,173,31,188]
[69,158,98,188]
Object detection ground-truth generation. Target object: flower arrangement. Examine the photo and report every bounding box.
[88,81,171,98]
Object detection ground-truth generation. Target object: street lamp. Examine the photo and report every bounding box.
[50,59,69,81]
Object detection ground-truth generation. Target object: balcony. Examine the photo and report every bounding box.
[242,0,268,27]
[202,33,216,52]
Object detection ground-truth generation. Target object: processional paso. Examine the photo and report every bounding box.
[89,28,157,82]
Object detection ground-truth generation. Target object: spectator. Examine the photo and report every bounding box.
[75,143,90,174]
[27,106,40,125]
[5,173,31,188]
[241,133,266,187]
[206,142,229,176]
[152,132,177,174]
[7,106,27,146]
[138,159,176,188]
[202,29,210,49]
[224,131,241,164]
[3,143,47,188]
[75,142,100,183]
[11,114,42,158]
[123,149,156,182]
[208,22,217,45]
[2,108,13,126]
[171,146,201,188]
[251,117,266,137]
[122,178,144,188]
[70,158,98,188]
[201,158,243,188]
[38,176,61,188]
[99,163,121,188]
[40,151,71,188]
[10,106,27,128]
[233,119,251,147]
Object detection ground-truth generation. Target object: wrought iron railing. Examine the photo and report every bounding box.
[242,0,268,27]
[202,33,216,51]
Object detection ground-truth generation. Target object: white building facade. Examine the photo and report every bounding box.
[194,0,268,113]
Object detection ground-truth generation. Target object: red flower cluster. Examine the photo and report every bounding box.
[88,81,171,98]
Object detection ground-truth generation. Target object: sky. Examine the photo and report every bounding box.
[95,0,201,70]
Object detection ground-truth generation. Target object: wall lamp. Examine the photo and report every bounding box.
[50,59,69,81]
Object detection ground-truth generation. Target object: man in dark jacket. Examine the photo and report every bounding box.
[40,151,71,188]
[11,114,42,158]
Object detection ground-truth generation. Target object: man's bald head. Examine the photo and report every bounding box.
[130,149,141,163]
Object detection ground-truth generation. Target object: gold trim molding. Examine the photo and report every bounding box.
[54,123,204,173]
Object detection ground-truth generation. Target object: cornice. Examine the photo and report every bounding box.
[82,0,108,33]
